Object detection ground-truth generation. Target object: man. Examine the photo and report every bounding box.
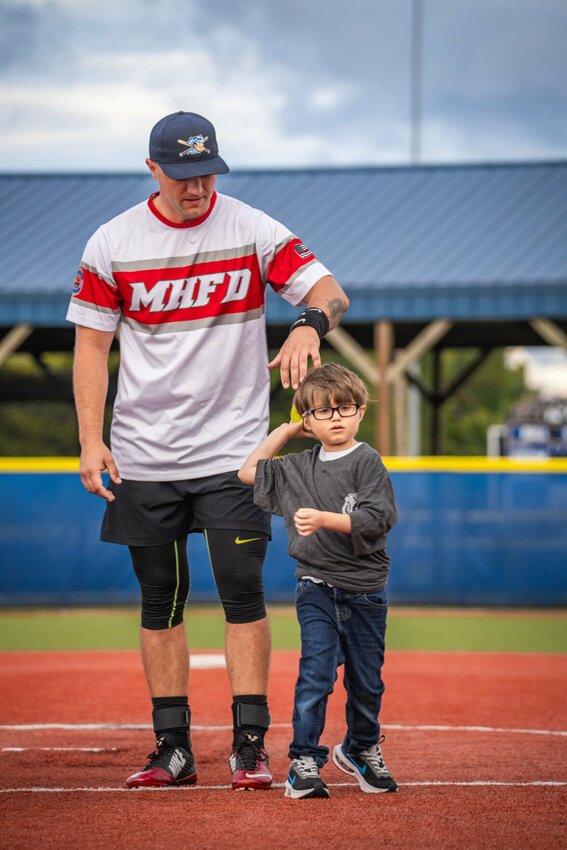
[66,110,349,791]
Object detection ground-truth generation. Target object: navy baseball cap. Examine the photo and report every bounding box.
[149,111,229,179]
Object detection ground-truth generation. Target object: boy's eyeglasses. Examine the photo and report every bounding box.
[303,404,360,421]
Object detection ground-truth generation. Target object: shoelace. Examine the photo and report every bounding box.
[361,745,388,775]
[144,736,168,765]
[293,757,319,778]
[236,734,264,771]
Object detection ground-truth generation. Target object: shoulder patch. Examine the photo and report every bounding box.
[72,268,84,295]
[294,242,313,260]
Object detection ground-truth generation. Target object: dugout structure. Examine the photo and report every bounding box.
[0,161,566,453]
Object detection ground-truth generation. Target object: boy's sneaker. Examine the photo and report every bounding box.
[332,740,397,793]
[284,756,330,799]
[126,733,198,788]
[229,732,272,790]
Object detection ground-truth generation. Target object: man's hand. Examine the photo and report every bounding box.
[268,326,321,390]
[80,441,122,502]
[294,507,326,536]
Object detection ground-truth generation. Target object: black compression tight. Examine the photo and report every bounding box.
[129,530,268,629]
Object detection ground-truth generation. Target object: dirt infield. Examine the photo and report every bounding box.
[1,649,566,849]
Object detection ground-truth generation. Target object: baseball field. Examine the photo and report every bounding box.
[1,605,566,849]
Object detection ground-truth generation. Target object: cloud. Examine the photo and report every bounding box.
[0,0,566,170]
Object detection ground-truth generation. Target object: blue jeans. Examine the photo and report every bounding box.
[289,579,388,768]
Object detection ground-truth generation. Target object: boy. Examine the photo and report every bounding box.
[238,363,398,799]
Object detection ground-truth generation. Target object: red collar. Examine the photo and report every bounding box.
[147,191,217,228]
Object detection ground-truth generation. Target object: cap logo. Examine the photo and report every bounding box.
[178,135,210,158]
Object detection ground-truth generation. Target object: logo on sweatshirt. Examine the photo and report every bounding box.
[342,493,357,514]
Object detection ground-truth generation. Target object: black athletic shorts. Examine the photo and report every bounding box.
[100,471,271,546]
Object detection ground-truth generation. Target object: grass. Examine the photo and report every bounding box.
[0,605,565,653]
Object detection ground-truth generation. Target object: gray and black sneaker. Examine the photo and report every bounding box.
[284,756,330,799]
[332,739,397,793]
[126,733,198,788]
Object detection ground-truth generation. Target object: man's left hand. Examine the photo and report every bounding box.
[268,326,321,389]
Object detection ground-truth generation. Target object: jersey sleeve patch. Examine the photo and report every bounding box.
[71,264,122,313]
[267,237,317,292]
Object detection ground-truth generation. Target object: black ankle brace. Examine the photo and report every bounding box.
[152,702,191,750]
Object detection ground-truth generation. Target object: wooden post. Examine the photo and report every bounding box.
[0,324,33,368]
[530,318,567,351]
[375,321,393,455]
[394,372,408,456]
[432,347,441,455]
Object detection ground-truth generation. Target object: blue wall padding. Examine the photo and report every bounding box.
[1,471,566,605]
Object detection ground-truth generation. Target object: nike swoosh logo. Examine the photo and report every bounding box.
[348,755,366,775]
[288,774,296,785]
[245,773,272,779]
[235,536,262,544]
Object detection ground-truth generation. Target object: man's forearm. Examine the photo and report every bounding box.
[73,329,113,447]
[302,275,349,332]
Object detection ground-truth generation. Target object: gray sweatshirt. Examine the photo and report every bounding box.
[254,442,397,592]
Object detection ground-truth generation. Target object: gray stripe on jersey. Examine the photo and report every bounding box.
[72,298,121,315]
[273,234,295,256]
[276,257,320,295]
[81,262,118,289]
[111,244,256,273]
[121,306,265,335]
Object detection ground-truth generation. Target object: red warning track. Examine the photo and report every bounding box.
[1,650,566,849]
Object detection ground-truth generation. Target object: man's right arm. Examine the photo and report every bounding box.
[73,325,121,502]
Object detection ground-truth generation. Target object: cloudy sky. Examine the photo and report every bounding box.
[1,0,566,172]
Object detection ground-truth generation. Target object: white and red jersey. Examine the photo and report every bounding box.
[66,191,331,480]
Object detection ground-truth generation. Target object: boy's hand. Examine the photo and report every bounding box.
[294,507,326,536]
[287,419,312,439]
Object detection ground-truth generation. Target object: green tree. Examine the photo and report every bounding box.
[422,349,533,455]
[0,347,531,457]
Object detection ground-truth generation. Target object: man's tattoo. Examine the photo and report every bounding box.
[326,298,347,329]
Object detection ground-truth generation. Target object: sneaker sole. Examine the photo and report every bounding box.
[231,766,272,791]
[232,782,272,791]
[284,781,329,799]
[126,768,198,788]
[332,745,397,794]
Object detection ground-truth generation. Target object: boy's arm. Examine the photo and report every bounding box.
[294,454,397,544]
[238,421,306,485]
[294,508,352,537]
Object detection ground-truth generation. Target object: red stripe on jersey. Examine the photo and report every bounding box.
[72,267,122,310]
[114,253,264,326]
[267,237,317,292]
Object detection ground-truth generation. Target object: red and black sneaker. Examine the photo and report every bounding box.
[126,733,198,788]
[229,732,272,791]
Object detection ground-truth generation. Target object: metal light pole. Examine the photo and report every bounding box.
[410,0,423,163]
[407,0,424,454]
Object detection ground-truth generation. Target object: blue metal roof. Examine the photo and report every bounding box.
[1,162,566,326]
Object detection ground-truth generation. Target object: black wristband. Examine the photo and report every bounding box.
[289,307,330,339]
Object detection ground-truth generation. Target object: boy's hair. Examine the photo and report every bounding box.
[293,363,368,414]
